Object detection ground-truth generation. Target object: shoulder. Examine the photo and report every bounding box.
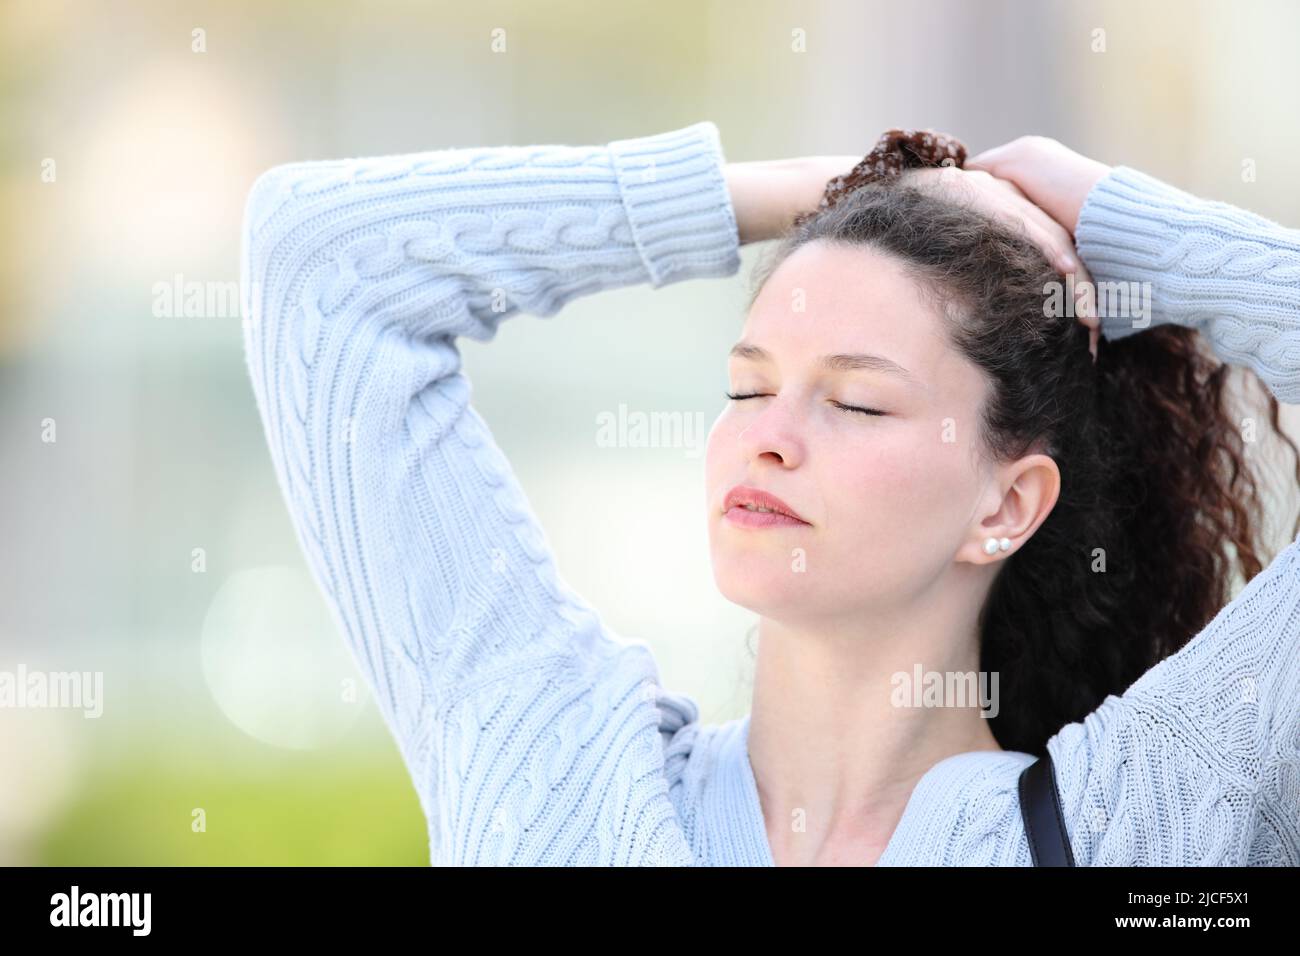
[1046,693,1277,864]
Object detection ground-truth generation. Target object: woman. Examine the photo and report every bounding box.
[239,121,1299,865]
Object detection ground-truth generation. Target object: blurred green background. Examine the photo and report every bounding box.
[3,0,1298,864]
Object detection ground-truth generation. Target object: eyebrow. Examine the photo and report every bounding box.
[728,341,925,389]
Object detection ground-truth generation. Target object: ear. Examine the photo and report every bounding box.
[958,453,1060,565]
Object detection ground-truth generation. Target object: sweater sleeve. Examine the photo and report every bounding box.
[1046,169,1300,864]
[1045,538,1300,864]
[1075,165,1300,403]
[238,121,739,863]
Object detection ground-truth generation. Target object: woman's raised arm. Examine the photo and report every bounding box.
[970,136,1300,402]
[239,121,743,863]
[971,138,1300,863]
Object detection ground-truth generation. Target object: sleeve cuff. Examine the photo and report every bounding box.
[1075,166,1191,342]
[1076,165,1300,343]
[608,121,742,287]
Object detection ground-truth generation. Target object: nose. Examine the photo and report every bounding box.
[736,396,805,469]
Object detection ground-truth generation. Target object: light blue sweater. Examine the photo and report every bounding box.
[239,121,1300,865]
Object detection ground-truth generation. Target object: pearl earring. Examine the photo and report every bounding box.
[984,536,1013,555]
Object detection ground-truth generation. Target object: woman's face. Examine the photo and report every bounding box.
[704,240,998,623]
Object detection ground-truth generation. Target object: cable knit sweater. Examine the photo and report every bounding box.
[239,121,1300,866]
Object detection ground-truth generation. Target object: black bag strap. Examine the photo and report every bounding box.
[1017,751,1076,866]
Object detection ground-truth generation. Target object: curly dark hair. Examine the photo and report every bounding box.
[746,179,1300,755]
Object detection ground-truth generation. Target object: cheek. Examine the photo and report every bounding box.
[703,410,735,496]
[799,426,978,608]
[828,423,979,547]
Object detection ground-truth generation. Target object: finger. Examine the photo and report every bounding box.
[1076,283,1101,368]
[1019,215,1103,342]
[952,170,1085,281]
[1059,258,1100,343]
[987,176,1094,278]
[987,182,1080,273]
[1034,215,1081,276]
[990,175,1030,201]
[1073,262,1099,328]
[980,175,1099,346]
[964,143,1016,174]
[1019,211,1081,276]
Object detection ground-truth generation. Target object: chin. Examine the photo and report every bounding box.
[708,549,811,618]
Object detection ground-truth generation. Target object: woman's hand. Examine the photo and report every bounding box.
[965,136,1112,236]
[902,163,1101,360]
[964,137,1112,362]
[724,150,1105,359]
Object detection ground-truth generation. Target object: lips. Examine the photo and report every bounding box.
[722,485,810,524]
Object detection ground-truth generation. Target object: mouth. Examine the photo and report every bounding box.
[722,485,811,529]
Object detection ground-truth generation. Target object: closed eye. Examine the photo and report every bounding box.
[830,400,887,417]
[724,392,887,417]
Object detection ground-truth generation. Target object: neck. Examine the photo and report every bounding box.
[747,599,1002,866]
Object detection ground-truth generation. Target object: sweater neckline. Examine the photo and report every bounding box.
[735,712,1020,866]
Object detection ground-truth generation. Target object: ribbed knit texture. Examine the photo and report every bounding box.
[240,121,1300,865]
[1078,165,1300,402]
